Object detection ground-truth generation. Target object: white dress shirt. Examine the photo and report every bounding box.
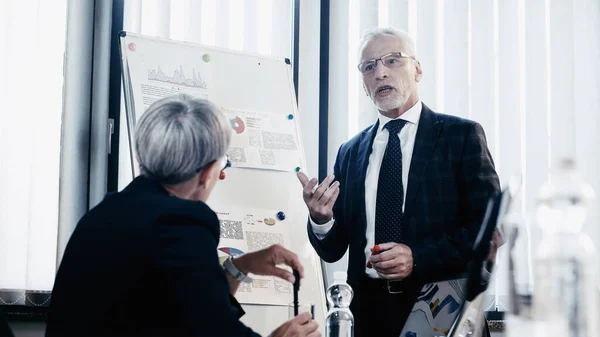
[311,101,422,278]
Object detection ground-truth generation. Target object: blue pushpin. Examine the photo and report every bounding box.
[405,332,417,337]
[295,166,301,172]
[288,114,294,120]
[277,211,285,221]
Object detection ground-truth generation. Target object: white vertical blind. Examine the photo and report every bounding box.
[157,0,171,38]
[495,0,523,307]
[357,0,378,130]
[548,0,576,163]
[328,0,351,171]
[378,0,388,28]
[522,0,549,291]
[416,0,442,110]
[216,0,230,49]
[257,0,273,56]
[328,0,600,302]
[498,0,524,183]
[183,0,203,43]
[347,0,359,137]
[297,0,320,180]
[124,0,142,32]
[470,0,495,156]
[169,1,186,42]
[140,0,171,38]
[201,0,216,46]
[119,0,295,190]
[0,0,67,297]
[574,0,600,255]
[271,0,291,59]
[443,0,468,119]
[229,0,244,51]
[244,0,259,53]
[386,0,409,32]
[324,0,353,282]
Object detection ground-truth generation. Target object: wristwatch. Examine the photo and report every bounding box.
[223,256,253,283]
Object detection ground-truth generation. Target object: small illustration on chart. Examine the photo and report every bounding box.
[137,63,211,110]
[230,116,245,134]
[147,65,208,89]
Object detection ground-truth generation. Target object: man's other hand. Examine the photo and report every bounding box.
[297,172,340,224]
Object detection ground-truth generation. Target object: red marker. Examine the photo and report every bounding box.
[366,245,382,268]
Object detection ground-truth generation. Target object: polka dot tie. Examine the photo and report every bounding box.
[375,119,407,244]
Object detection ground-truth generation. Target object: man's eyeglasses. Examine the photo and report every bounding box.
[357,52,416,74]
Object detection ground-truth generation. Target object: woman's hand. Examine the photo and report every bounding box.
[234,244,304,284]
[269,312,321,337]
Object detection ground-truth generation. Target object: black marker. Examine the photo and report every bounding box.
[293,269,300,316]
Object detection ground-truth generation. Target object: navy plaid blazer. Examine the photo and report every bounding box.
[308,103,500,296]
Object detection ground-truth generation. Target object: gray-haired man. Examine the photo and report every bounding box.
[298,28,500,336]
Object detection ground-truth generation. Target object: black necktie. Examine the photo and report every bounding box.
[375,119,407,244]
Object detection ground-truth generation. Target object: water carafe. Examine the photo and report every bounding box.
[326,271,354,337]
[532,158,599,337]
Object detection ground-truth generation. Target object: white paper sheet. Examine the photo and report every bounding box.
[123,39,214,117]
[215,206,293,306]
[221,107,302,172]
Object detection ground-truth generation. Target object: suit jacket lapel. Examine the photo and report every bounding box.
[404,104,442,216]
[357,120,379,233]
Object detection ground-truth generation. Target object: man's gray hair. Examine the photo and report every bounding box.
[135,94,231,185]
[358,27,417,57]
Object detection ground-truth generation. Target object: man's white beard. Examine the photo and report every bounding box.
[374,94,406,112]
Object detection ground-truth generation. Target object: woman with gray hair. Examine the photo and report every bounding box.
[46,94,320,337]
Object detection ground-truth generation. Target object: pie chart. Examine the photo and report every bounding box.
[219,247,245,256]
[230,116,245,134]
[218,247,245,264]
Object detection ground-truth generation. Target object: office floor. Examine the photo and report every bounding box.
[8,322,506,337]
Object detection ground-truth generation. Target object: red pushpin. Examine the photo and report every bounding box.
[219,171,226,180]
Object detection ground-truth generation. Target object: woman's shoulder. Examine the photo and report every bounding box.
[124,176,218,217]
[108,177,221,239]
[164,197,218,222]
[157,197,220,238]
